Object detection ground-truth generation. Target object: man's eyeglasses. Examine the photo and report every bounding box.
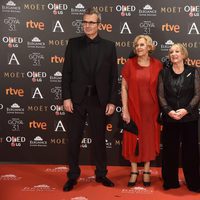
[82,21,100,26]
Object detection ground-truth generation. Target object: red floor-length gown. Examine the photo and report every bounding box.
[122,57,162,162]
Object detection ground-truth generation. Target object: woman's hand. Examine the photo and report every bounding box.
[122,108,130,124]
[175,108,188,119]
[168,109,188,120]
[168,110,180,120]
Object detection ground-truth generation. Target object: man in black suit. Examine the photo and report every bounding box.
[62,8,118,192]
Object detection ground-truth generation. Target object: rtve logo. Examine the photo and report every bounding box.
[161,23,180,33]
[26,20,45,30]
[29,120,47,130]
[117,57,128,65]
[6,87,24,97]
[51,55,64,63]
[98,23,112,32]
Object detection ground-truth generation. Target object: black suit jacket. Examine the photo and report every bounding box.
[158,65,200,123]
[62,35,118,106]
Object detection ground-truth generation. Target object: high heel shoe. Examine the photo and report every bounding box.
[127,172,139,187]
[143,171,151,187]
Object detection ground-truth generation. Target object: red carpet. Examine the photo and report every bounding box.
[0,165,199,200]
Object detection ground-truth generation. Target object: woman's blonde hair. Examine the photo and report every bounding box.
[133,35,155,54]
[168,43,188,60]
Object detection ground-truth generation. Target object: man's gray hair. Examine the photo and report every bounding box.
[84,8,101,22]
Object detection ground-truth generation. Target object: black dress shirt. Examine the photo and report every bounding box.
[85,35,101,85]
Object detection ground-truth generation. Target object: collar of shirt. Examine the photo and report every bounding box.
[85,34,101,44]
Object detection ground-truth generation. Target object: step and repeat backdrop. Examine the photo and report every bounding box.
[0,0,200,165]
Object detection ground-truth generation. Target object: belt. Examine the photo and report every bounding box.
[85,85,97,96]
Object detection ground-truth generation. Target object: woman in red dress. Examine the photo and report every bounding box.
[121,35,162,187]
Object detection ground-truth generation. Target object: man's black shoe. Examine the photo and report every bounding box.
[63,179,77,192]
[95,176,114,187]
[188,187,200,193]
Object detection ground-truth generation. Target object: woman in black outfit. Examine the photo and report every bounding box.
[158,43,200,193]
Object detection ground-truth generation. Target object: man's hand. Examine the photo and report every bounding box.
[63,99,73,113]
[105,104,115,116]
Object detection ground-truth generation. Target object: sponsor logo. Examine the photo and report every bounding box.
[45,166,68,173]
[160,40,174,51]
[30,136,47,147]
[105,139,112,149]
[26,20,45,30]
[185,58,200,67]
[8,118,23,131]
[182,42,200,48]
[27,71,47,82]
[51,87,61,100]
[50,55,64,63]
[8,53,20,65]
[184,5,200,17]
[48,39,68,46]
[2,1,21,13]
[31,87,44,99]
[27,37,46,48]
[50,138,66,144]
[116,41,133,48]
[99,23,112,32]
[161,56,171,64]
[72,19,84,34]
[22,185,55,192]
[50,104,65,116]
[71,3,85,15]
[52,20,64,32]
[71,196,88,200]
[27,105,48,112]
[188,22,200,34]
[2,36,23,48]
[160,6,182,13]
[120,22,132,34]
[29,121,47,130]
[79,176,95,183]
[93,6,113,13]
[139,21,155,34]
[6,103,24,114]
[4,72,25,78]
[29,52,44,66]
[80,138,92,148]
[117,57,128,67]
[54,120,66,132]
[139,4,157,17]
[116,5,136,16]
[122,186,153,194]
[106,123,113,132]
[49,71,62,83]
[6,136,26,147]
[4,17,20,31]
[161,23,180,33]
[0,174,22,181]
[0,104,4,110]
[23,3,45,11]
[6,87,24,97]
[47,3,68,15]
[115,139,123,146]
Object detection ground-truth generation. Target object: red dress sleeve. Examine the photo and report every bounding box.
[121,59,131,82]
